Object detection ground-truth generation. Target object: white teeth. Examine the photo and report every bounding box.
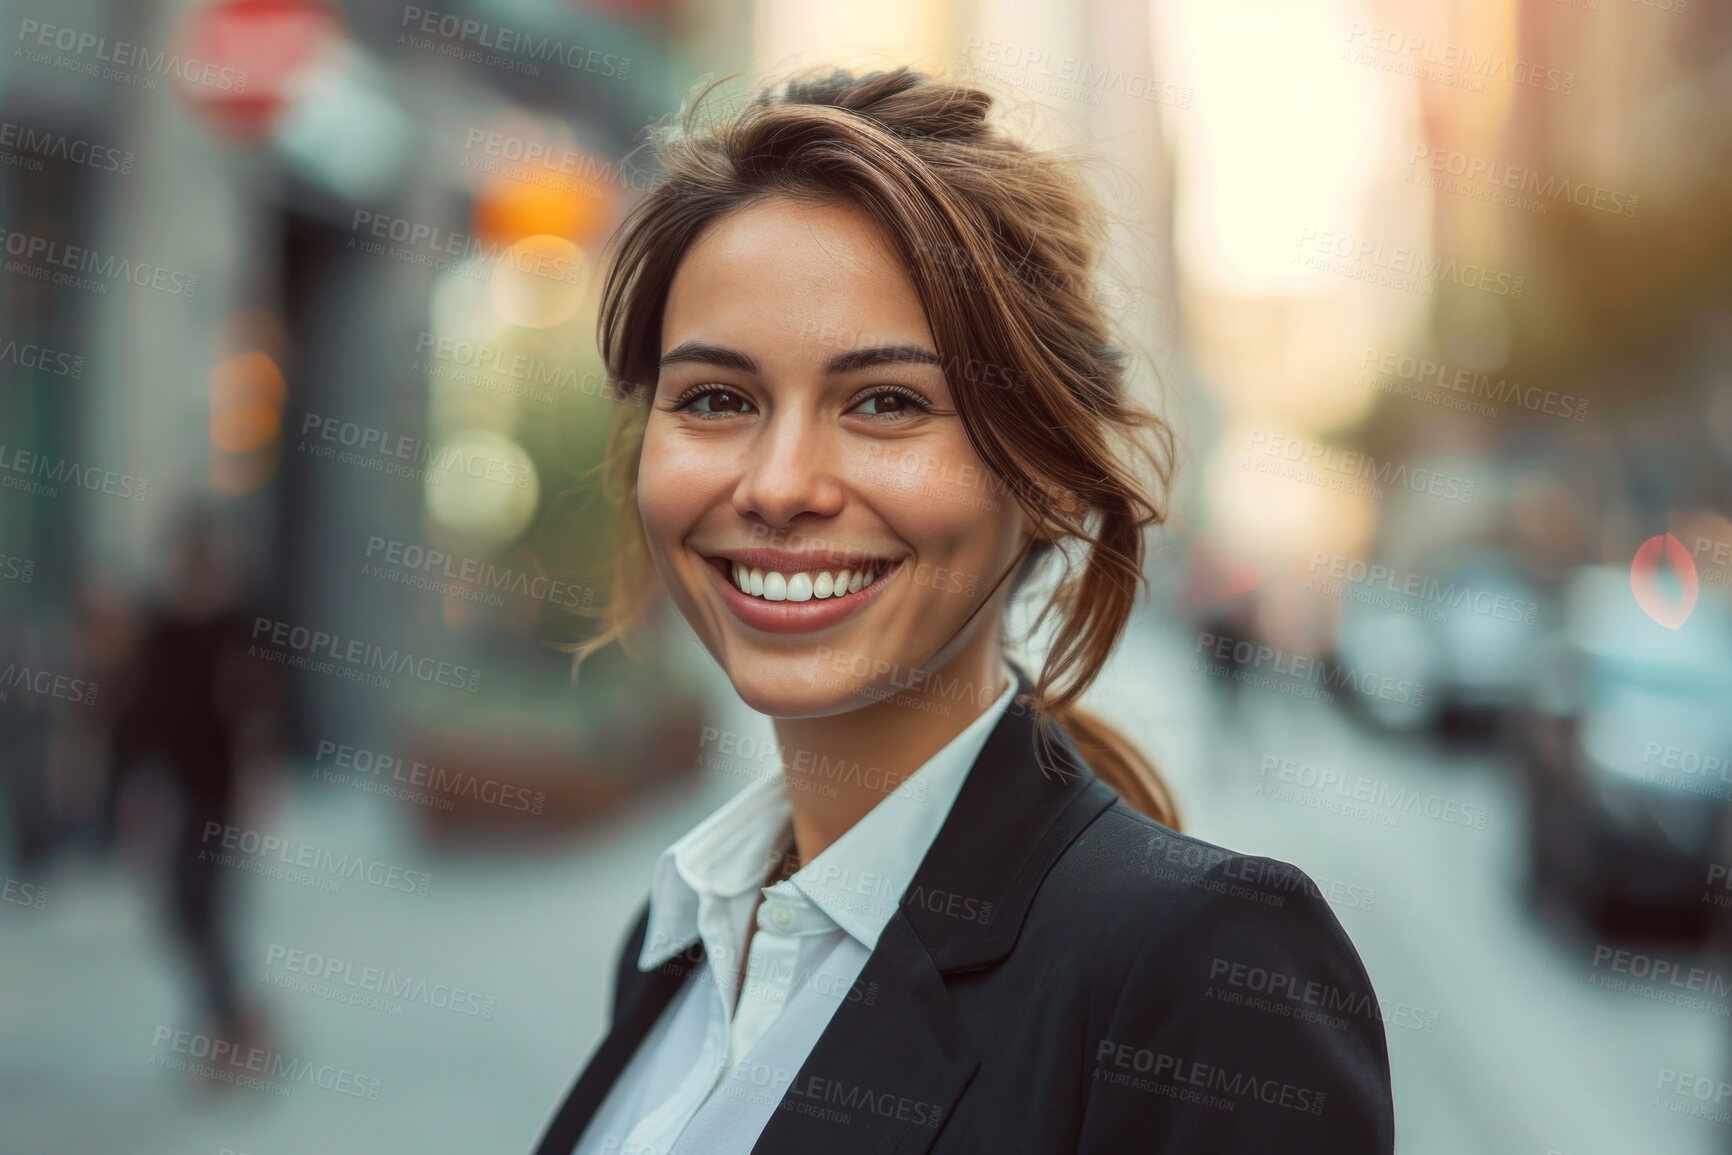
[727,562,886,600]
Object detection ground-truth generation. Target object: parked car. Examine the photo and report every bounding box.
[1519,564,1732,942]
[1331,545,1544,739]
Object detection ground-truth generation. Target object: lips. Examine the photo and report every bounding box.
[698,551,903,634]
[725,560,891,602]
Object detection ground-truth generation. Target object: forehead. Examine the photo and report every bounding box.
[660,196,934,360]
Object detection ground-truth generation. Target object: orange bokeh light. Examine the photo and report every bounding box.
[473,164,612,247]
[209,349,286,457]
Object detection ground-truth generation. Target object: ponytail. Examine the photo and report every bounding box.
[1042,699,1179,830]
[1007,648,1178,830]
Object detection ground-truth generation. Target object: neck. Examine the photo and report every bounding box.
[770,636,1010,867]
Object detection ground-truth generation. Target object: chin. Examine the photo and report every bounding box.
[722,656,890,720]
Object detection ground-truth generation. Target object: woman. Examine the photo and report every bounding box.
[534,66,1394,1154]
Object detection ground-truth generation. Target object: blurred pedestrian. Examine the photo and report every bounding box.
[103,504,282,1062]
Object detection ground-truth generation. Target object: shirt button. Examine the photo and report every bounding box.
[763,902,794,929]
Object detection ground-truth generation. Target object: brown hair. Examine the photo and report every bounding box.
[571,66,1179,830]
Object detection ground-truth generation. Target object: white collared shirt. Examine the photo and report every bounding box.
[570,669,1019,1155]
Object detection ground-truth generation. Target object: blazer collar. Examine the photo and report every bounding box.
[745,669,1120,1153]
[900,667,1120,971]
[534,669,1121,1155]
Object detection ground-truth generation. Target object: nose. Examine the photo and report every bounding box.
[731,407,846,528]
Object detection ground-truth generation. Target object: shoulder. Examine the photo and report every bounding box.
[1056,804,1396,1151]
[1052,800,1358,956]
[1036,800,1386,1039]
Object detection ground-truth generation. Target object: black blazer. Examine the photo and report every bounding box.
[533,674,1396,1153]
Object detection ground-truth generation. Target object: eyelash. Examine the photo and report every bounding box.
[665,382,935,420]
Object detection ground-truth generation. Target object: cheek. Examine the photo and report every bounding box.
[852,443,952,505]
[852,446,1009,570]
[637,426,727,543]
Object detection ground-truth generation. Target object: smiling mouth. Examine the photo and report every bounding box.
[708,558,897,602]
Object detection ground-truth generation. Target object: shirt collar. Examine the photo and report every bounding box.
[784,671,1018,950]
[638,664,1020,968]
[638,769,791,969]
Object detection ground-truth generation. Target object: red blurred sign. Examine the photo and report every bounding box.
[172,0,343,141]
[1630,532,1699,629]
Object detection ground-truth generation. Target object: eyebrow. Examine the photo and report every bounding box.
[658,340,943,376]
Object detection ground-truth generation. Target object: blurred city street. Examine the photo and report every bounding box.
[4,0,1731,1151]
[3,615,1725,1154]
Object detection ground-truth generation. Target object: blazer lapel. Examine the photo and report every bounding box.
[748,908,976,1154]
[534,906,701,1155]
[751,673,1120,1154]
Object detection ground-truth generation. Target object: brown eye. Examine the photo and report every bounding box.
[846,386,931,419]
[853,393,904,416]
[674,385,756,416]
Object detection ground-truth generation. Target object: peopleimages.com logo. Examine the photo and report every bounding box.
[312,739,546,815]
[1093,1039,1328,1115]
[1255,754,1489,830]
[0,336,83,378]
[460,130,662,197]
[348,210,584,284]
[264,943,496,1019]
[1293,228,1525,299]
[16,19,249,92]
[363,535,593,610]
[247,617,481,693]
[0,119,133,175]
[298,413,533,490]
[0,661,98,706]
[0,443,148,502]
[149,1026,381,1101]
[0,226,199,297]
[1343,22,1574,94]
[1242,430,1476,504]
[1305,550,1540,627]
[398,6,630,80]
[1407,146,1637,218]
[199,821,432,896]
[3,876,47,909]
[1358,346,1588,422]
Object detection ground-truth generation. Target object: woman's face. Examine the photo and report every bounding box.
[638,195,1032,718]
